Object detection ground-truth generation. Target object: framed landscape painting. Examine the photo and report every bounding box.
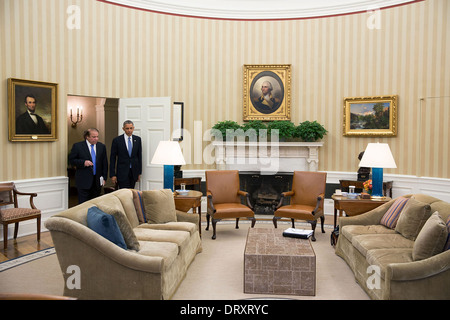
[243,64,291,121]
[343,95,397,137]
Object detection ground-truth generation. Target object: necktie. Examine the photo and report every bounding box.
[128,137,132,168]
[90,144,96,175]
[128,137,132,157]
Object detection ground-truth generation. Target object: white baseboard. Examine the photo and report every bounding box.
[183,170,450,216]
[3,172,449,240]
[0,176,68,240]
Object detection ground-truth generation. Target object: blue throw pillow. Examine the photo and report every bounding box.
[87,206,127,249]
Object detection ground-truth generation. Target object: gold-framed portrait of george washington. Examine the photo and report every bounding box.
[243,64,291,121]
[8,78,58,142]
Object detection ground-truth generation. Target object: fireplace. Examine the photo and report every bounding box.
[212,141,324,215]
[239,172,293,215]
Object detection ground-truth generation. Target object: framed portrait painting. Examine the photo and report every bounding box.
[343,95,398,137]
[8,78,58,142]
[243,64,291,121]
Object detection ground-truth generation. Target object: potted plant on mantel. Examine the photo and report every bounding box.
[211,120,242,139]
[241,120,267,139]
[294,120,328,142]
[266,120,296,141]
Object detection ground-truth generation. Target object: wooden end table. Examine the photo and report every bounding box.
[332,194,391,229]
[174,190,203,236]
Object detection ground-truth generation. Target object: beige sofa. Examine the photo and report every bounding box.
[45,189,202,300]
[335,194,450,300]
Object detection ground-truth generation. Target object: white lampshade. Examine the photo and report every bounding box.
[359,143,397,168]
[151,141,186,165]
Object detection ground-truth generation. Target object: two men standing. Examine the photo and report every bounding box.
[69,120,142,204]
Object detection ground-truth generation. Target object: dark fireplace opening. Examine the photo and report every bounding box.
[239,172,293,215]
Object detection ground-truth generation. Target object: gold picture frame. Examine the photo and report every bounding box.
[8,78,58,142]
[343,95,398,137]
[243,64,291,121]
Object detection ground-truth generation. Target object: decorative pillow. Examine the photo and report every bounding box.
[87,206,127,249]
[96,204,140,251]
[380,197,409,229]
[395,198,432,241]
[412,212,448,261]
[444,215,450,251]
[142,189,177,224]
[131,189,147,223]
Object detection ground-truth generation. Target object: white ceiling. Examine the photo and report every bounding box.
[104,0,420,20]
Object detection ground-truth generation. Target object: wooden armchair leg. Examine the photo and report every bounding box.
[14,222,19,239]
[37,216,41,241]
[3,223,7,250]
[250,217,256,228]
[205,213,210,231]
[211,218,220,240]
[320,216,325,233]
[309,220,317,242]
[272,216,281,228]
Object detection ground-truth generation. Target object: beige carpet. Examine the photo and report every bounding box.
[0,221,369,300]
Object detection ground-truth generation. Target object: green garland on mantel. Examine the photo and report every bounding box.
[211,120,327,142]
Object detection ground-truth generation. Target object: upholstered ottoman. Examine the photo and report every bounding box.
[244,228,316,296]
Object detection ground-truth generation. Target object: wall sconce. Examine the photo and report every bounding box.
[70,106,83,127]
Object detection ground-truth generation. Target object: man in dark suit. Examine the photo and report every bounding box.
[110,120,142,189]
[69,128,108,204]
[16,94,50,134]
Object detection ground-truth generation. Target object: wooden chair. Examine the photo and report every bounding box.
[205,170,256,239]
[0,182,41,250]
[273,171,327,241]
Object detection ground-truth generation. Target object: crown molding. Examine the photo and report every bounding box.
[100,0,422,20]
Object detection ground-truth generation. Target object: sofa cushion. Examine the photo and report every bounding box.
[138,240,178,269]
[430,201,450,222]
[131,189,147,223]
[97,204,140,251]
[142,189,177,224]
[136,221,197,235]
[445,215,450,251]
[380,197,409,229]
[366,248,413,279]
[413,212,448,261]
[341,224,396,242]
[395,198,432,241]
[352,233,414,257]
[87,206,127,249]
[133,228,190,252]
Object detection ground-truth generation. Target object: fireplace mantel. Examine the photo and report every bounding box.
[212,141,323,173]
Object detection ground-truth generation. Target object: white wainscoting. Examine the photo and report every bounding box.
[183,170,450,217]
[0,176,68,240]
[2,172,449,240]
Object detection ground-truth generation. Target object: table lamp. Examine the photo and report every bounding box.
[151,140,186,191]
[358,143,396,197]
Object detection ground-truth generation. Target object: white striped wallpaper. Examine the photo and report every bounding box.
[1,0,449,181]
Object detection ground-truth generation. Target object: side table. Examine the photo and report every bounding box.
[174,190,203,236]
[174,177,202,192]
[332,194,391,229]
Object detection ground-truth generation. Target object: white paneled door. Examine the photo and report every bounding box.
[119,97,171,190]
